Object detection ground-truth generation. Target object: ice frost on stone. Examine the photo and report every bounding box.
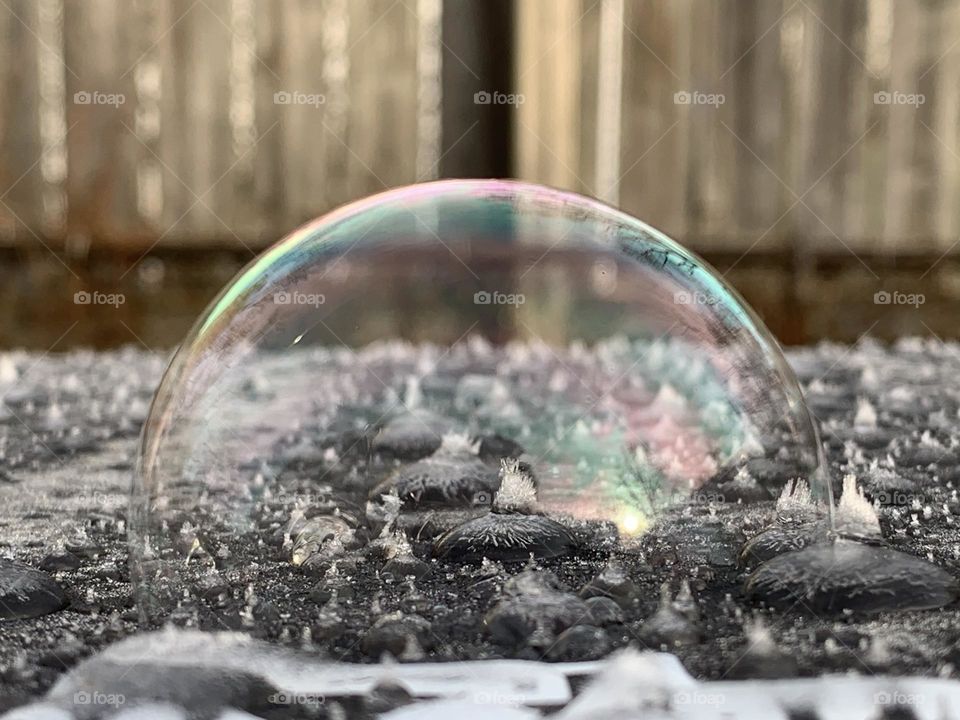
[774,479,818,522]
[436,431,481,457]
[853,397,877,429]
[834,475,881,539]
[493,459,537,513]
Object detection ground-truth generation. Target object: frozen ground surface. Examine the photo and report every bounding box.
[1,339,960,718]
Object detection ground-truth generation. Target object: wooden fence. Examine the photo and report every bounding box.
[518,0,960,257]
[0,0,958,258]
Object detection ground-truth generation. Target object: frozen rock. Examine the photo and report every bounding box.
[289,515,354,570]
[546,625,611,661]
[361,612,434,658]
[579,561,638,609]
[0,558,66,620]
[485,571,590,649]
[638,583,700,649]
[476,433,526,462]
[373,433,499,508]
[739,525,822,566]
[361,679,416,715]
[725,619,798,679]
[746,540,958,613]
[583,596,624,626]
[373,410,457,460]
[435,513,575,563]
[739,480,829,565]
[39,552,82,573]
[434,461,574,562]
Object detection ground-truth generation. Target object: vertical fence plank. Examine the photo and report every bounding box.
[0,0,958,256]
[275,0,339,228]
[930,1,960,249]
[62,0,143,246]
[515,0,587,192]
[0,1,46,243]
[617,0,685,237]
[342,0,421,200]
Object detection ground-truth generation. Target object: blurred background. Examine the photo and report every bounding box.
[0,0,956,350]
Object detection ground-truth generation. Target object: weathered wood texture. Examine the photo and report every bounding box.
[0,0,443,250]
[516,0,960,256]
[0,0,957,259]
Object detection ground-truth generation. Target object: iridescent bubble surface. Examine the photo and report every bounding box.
[131,180,830,618]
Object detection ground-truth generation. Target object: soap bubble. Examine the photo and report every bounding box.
[131,180,830,620]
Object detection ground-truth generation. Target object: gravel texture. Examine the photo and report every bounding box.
[1,339,960,718]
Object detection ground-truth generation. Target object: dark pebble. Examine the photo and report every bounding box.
[373,410,456,460]
[362,680,416,715]
[312,604,345,642]
[845,428,896,451]
[37,638,86,669]
[309,581,355,605]
[725,624,798,679]
[382,555,432,581]
[361,613,434,658]
[477,433,526,462]
[743,457,804,490]
[252,600,283,637]
[64,541,101,560]
[0,558,67,620]
[746,540,959,614]
[897,445,957,468]
[579,562,638,608]
[39,552,82,572]
[638,607,699,649]
[485,571,589,648]
[584,596,625,626]
[546,625,611,661]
